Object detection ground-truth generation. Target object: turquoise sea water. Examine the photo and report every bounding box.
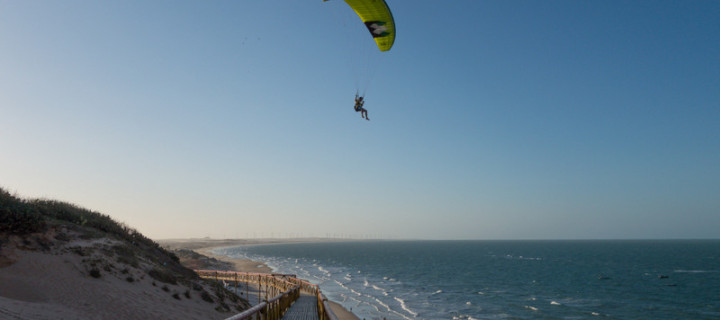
[215,240,720,320]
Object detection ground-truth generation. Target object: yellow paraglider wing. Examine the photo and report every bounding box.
[345,0,395,51]
[325,0,396,51]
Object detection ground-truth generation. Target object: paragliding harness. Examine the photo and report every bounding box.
[354,94,365,112]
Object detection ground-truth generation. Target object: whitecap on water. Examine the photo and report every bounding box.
[394,297,419,317]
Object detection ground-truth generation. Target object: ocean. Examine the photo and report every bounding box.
[214,240,720,320]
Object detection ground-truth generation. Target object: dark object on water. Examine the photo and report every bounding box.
[658,274,669,279]
[598,274,611,280]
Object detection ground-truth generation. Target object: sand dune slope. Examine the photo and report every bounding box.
[0,235,247,320]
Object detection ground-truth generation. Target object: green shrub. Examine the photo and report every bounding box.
[70,246,89,256]
[0,189,45,234]
[201,290,214,303]
[215,303,231,312]
[149,268,177,285]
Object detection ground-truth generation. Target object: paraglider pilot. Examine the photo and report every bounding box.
[354,94,369,121]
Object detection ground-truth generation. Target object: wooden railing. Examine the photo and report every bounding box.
[195,270,339,320]
[319,293,340,320]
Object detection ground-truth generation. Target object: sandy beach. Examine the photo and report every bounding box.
[159,238,360,320]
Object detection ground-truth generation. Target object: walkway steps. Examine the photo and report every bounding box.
[281,293,319,320]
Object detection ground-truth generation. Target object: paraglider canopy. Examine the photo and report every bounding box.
[324,0,396,51]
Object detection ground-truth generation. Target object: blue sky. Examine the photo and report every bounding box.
[2,0,718,240]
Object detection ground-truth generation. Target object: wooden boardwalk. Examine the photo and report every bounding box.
[195,270,336,320]
[281,292,319,320]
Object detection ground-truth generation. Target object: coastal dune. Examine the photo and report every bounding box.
[0,189,250,320]
[0,234,248,320]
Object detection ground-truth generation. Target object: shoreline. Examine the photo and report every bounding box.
[158,238,360,320]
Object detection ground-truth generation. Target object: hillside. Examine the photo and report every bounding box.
[0,188,250,319]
